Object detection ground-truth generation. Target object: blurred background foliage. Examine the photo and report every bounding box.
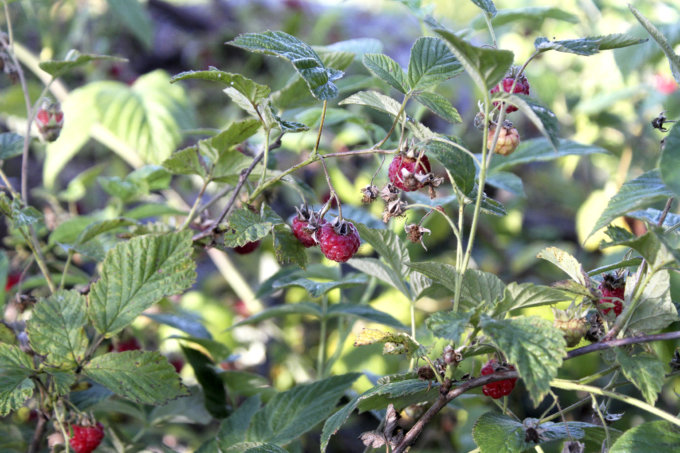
[2,0,680,451]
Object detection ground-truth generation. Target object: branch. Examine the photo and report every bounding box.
[567,330,680,359]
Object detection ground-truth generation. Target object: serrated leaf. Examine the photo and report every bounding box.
[610,421,680,452]
[489,138,607,172]
[413,91,462,123]
[534,34,647,56]
[326,304,406,329]
[485,171,525,197]
[627,270,678,333]
[182,346,229,418]
[84,351,188,405]
[144,312,212,339]
[171,68,271,104]
[615,349,665,405]
[473,412,600,453]
[217,395,261,449]
[58,165,105,202]
[426,311,471,342]
[0,344,35,416]
[256,265,339,298]
[460,269,506,308]
[660,124,680,197]
[472,6,578,30]
[362,54,409,93]
[272,273,368,298]
[354,223,410,277]
[48,369,77,397]
[221,371,274,400]
[431,26,514,92]
[426,139,475,195]
[0,133,23,160]
[26,290,88,366]
[354,328,424,357]
[75,218,136,246]
[629,6,680,83]
[39,50,126,76]
[170,336,230,362]
[230,31,342,100]
[222,207,284,248]
[494,282,568,315]
[162,146,208,178]
[319,38,383,58]
[407,37,462,91]
[246,373,360,446]
[272,225,308,269]
[497,94,559,150]
[604,231,675,270]
[211,119,262,153]
[106,0,153,48]
[89,231,196,337]
[469,0,496,17]
[339,90,402,117]
[10,203,42,230]
[321,379,437,452]
[627,208,680,229]
[537,247,587,285]
[481,316,566,406]
[406,261,457,295]
[590,170,674,237]
[347,257,409,297]
[229,303,323,329]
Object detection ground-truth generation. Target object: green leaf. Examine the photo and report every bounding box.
[354,328,424,357]
[614,21,680,81]
[412,91,462,123]
[627,270,678,333]
[660,124,680,197]
[217,395,261,449]
[615,349,665,405]
[426,311,471,342]
[171,68,271,105]
[495,282,568,315]
[326,304,406,329]
[362,53,409,93]
[629,6,680,83]
[497,94,559,151]
[460,269,506,308]
[339,90,402,117]
[270,273,368,298]
[589,170,674,237]
[125,203,187,220]
[610,421,680,453]
[407,37,462,91]
[486,171,525,197]
[426,139,475,195]
[0,344,35,416]
[229,31,342,100]
[347,257,410,297]
[26,290,88,367]
[162,146,208,178]
[144,312,212,339]
[627,208,680,229]
[245,373,360,445]
[84,350,188,405]
[481,316,566,406]
[473,412,600,453]
[321,379,437,452]
[469,0,496,17]
[537,247,587,285]
[76,218,136,246]
[354,223,410,278]
[10,202,42,230]
[211,119,262,152]
[256,265,339,298]
[535,34,647,56]
[272,225,308,269]
[229,303,323,329]
[170,336,230,362]
[105,0,153,48]
[39,49,127,76]
[222,371,275,400]
[182,346,229,418]
[472,6,578,30]
[0,251,7,309]
[58,165,105,202]
[89,231,196,337]
[0,133,23,160]
[431,26,514,92]
[489,138,608,172]
[406,261,457,295]
[222,207,284,248]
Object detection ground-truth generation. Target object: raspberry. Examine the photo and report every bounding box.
[115,337,141,352]
[598,273,625,317]
[35,99,64,142]
[488,123,520,156]
[480,359,517,399]
[554,317,588,348]
[233,240,260,254]
[388,153,431,192]
[490,72,530,113]
[291,205,326,248]
[5,272,21,291]
[318,219,361,263]
[69,422,104,453]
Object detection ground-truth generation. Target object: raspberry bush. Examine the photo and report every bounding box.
[2,1,680,452]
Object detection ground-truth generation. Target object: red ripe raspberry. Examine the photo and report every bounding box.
[5,272,21,291]
[115,337,141,352]
[490,73,530,113]
[291,205,326,248]
[488,124,520,156]
[318,219,361,263]
[69,422,104,453]
[35,99,64,142]
[481,359,517,399]
[598,274,625,317]
[233,240,260,255]
[388,154,432,192]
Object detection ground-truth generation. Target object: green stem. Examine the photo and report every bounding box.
[248,156,316,203]
[53,404,71,453]
[0,166,17,195]
[550,379,680,427]
[180,177,210,231]
[406,203,460,241]
[590,393,611,448]
[375,95,410,149]
[483,12,497,47]
[317,295,328,378]
[19,228,55,293]
[259,128,272,188]
[577,365,618,385]
[312,100,328,157]
[59,250,74,291]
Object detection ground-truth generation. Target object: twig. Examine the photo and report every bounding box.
[567,330,680,359]
[27,412,48,453]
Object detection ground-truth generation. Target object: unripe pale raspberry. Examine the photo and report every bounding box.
[488,125,520,156]
[35,99,64,142]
